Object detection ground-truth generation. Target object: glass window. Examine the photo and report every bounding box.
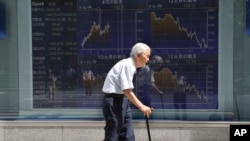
[0,0,249,121]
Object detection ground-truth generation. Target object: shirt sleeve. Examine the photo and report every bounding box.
[119,65,134,90]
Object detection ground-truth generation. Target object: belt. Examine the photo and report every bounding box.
[104,93,124,98]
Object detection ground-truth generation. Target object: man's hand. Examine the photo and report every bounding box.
[123,89,153,117]
[139,105,153,117]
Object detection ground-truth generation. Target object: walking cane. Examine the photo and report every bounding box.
[145,116,151,141]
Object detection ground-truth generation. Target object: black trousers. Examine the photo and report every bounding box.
[102,94,135,141]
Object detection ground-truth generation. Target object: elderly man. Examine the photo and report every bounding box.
[102,42,153,141]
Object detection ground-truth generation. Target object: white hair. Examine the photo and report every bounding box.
[130,42,151,57]
[151,55,163,64]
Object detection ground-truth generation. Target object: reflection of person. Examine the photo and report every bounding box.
[134,65,163,107]
[173,73,187,120]
[134,67,151,107]
[48,68,57,101]
[151,69,163,94]
[102,42,153,141]
[66,66,76,89]
[150,55,164,94]
[150,55,164,71]
[82,66,95,96]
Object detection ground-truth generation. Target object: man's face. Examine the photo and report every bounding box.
[138,49,151,67]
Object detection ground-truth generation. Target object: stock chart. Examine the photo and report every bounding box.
[32,0,218,110]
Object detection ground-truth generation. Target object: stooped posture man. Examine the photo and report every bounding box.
[102,42,153,141]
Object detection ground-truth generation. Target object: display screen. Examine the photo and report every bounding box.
[31,0,218,112]
[0,3,6,39]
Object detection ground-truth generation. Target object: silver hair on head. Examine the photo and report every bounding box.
[130,42,151,57]
[151,55,163,64]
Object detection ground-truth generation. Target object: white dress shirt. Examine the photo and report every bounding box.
[102,57,136,94]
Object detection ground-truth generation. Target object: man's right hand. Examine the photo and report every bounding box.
[140,105,153,117]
